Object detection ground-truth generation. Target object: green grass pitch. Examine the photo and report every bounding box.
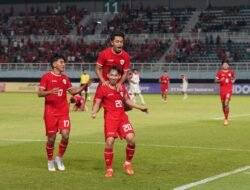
[0,93,250,190]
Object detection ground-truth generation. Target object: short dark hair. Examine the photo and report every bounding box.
[221,59,230,65]
[164,70,167,73]
[132,68,137,72]
[50,54,65,68]
[108,66,122,75]
[110,31,125,41]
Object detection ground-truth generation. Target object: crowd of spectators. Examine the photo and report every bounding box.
[0,37,169,64]
[193,6,249,33]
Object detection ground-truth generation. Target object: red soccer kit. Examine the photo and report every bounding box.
[39,72,73,135]
[94,85,134,139]
[97,47,130,81]
[159,75,170,93]
[216,70,235,101]
[70,95,85,111]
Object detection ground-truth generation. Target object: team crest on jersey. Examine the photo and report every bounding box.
[63,79,67,84]
[228,73,231,77]
[120,59,125,65]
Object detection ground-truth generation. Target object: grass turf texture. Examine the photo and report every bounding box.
[0,93,250,190]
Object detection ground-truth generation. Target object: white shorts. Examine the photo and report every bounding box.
[130,84,141,94]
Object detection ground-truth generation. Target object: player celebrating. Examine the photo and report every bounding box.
[69,94,86,111]
[215,59,236,126]
[128,68,145,105]
[181,74,189,100]
[38,54,90,172]
[91,66,148,178]
[95,31,130,91]
[159,71,170,102]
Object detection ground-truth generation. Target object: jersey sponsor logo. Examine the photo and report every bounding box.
[63,79,67,84]
[52,80,57,83]
[108,93,114,96]
[108,59,114,62]
[120,59,125,65]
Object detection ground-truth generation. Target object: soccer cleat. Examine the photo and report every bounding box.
[55,156,65,171]
[105,169,114,178]
[48,160,56,172]
[224,119,229,126]
[124,163,134,176]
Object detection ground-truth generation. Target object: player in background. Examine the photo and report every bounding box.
[95,31,130,91]
[91,66,148,178]
[128,68,145,105]
[69,94,86,111]
[159,71,170,102]
[181,74,189,100]
[38,54,90,172]
[215,60,236,126]
[80,69,91,101]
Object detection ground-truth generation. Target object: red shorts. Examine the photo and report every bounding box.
[220,91,232,102]
[44,114,71,136]
[104,116,134,139]
[161,86,168,93]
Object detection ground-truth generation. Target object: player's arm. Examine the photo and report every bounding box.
[116,70,129,91]
[95,64,108,86]
[68,79,93,95]
[91,99,102,119]
[124,96,148,113]
[37,87,59,97]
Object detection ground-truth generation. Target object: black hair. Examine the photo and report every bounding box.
[132,68,138,72]
[110,31,125,41]
[164,70,167,73]
[108,66,122,75]
[70,97,76,104]
[50,54,65,68]
[221,59,230,65]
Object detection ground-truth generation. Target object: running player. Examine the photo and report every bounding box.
[159,71,170,102]
[215,59,236,126]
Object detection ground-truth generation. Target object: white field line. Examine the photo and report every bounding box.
[244,172,250,174]
[213,114,250,120]
[1,138,250,153]
[173,166,250,190]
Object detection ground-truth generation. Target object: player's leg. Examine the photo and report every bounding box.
[223,99,230,125]
[124,133,135,175]
[47,135,56,171]
[104,137,115,177]
[55,116,71,171]
[44,115,58,171]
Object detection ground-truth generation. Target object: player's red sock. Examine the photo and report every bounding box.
[126,144,135,162]
[57,140,68,158]
[104,148,113,169]
[224,107,229,120]
[46,142,54,161]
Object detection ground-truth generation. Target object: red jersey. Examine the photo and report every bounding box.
[160,75,170,88]
[95,85,129,120]
[70,95,84,105]
[97,47,130,81]
[39,72,72,116]
[216,70,235,93]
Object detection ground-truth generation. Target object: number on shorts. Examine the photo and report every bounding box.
[115,100,123,108]
[58,89,63,96]
[63,120,70,128]
[122,124,132,132]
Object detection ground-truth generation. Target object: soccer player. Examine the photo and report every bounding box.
[91,66,148,178]
[95,31,130,91]
[159,71,170,102]
[80,69,91,101]
[69,94,86,111]
[181,74,189,100]
[128,68,145,105]
[215,59,236,126]
[38,54,90,172]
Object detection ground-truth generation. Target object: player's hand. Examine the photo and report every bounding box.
[91,112,97,119]
[87,78,94,86]
[116,83,122,92]
[102,80,109,86]
[50,88,59,94]
[141,107,149,114]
